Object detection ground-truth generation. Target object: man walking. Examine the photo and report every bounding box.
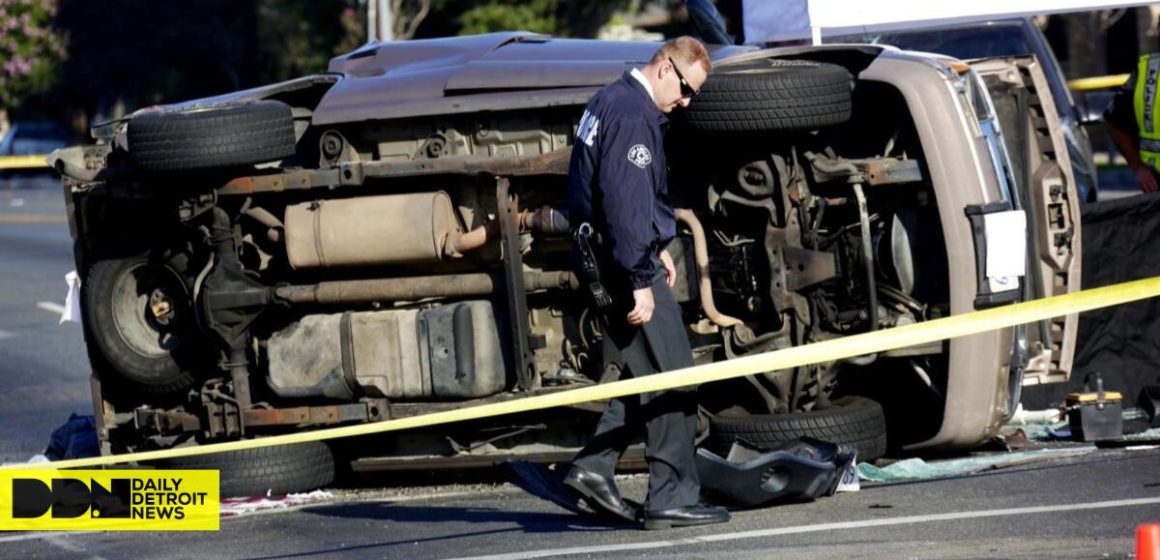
[564,36,730,530]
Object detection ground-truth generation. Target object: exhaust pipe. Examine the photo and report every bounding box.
[675,208,743,328]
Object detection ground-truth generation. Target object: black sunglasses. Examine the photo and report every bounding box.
[668,57,699,99]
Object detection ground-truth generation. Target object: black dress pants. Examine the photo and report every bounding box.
[571,267,700,512]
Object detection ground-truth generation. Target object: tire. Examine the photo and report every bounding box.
[708,396,887,461]
[155,442,335,498]
[83,251,205,394]
[127,101,296,172]
[684,59,853,133]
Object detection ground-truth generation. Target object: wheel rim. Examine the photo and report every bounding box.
[110,262,189,359]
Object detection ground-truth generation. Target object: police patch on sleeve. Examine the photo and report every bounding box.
[627,144,652,168]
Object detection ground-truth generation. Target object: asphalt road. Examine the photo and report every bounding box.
[0,187,92,464]
[2,446,1158,559]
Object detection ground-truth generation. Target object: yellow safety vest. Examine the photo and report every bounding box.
[1133,54,1160,171]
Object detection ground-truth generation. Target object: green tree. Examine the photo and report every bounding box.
[0,0,66,131]
[56,0,258,125]
[52,0,365,130]
[559,0,631,39]
[459,0,557,36]
[391,0,433,40]
[257,0,365,83]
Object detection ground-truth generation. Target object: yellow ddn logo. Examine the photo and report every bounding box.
[0,469,219,531]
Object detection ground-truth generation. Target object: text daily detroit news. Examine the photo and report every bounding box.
[2,470,220,530]
[17,477,210,519]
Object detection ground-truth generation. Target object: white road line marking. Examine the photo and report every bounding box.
[45,535,87,553]
[0,531,100,543]
[0,329,14,340]
[0,488,495,544]
[446,497,1160,560]
[37,301,66,315]
[0,489,491,544]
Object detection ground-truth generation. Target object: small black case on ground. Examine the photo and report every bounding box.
[1066,374,1124,442]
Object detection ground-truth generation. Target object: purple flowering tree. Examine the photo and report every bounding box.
[0,0,65,134]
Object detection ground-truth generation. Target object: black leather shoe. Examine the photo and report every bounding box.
[643,504,730,530]
[563,466,637,522]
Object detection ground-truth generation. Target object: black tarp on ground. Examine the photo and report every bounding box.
[1022,193,1160,410]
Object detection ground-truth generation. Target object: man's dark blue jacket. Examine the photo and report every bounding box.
[567,70,676,290]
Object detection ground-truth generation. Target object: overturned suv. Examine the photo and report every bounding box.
[54,34,1081,496]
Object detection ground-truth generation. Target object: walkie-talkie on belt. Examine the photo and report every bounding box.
[574,222,614,309]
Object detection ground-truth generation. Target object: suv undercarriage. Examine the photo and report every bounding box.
[53,35,1080,496]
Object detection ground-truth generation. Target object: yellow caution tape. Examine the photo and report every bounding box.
[0,154,51,170]
[5,275,1160,472]
[0,214,67,224]
[1066,391,1123,403]
[1067,73,1129,91]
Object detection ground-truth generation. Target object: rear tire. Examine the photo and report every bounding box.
[708,396,887,461]
[684,59,853,133]
[83,251,205,395]
[156,442,336,498]
[127,101,296,172]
